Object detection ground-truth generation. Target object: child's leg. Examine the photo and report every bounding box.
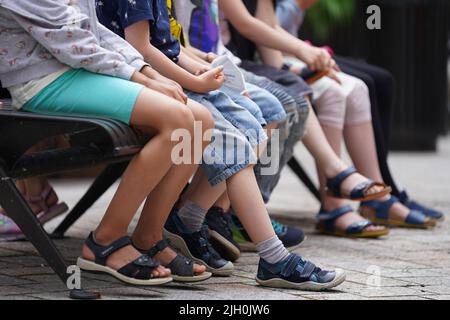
[314,83,385,232]
[131,99,214,274]
[343,81,428,223]
[302,101,384,197]
[84,88,197,278]
[226,167,276,243]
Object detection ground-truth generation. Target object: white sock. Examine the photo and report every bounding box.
[256,235,290,264]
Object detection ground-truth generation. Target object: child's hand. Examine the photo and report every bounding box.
[326,69,342,85]
[147,80,188,104]
[134,69,187,104]
[298,46,335,71]
[194,64,212,76]
[196,66,225,93]
[206,52,218,63]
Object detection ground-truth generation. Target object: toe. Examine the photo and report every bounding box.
[193,263,206,275]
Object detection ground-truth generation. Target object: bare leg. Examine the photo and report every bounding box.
[82,88,198,278]
[344,122,430,223]
[226,166,275,243]
[132,99,214,275]
[302,104,383,197]
[211,121,278,211]
[318,124,384,232]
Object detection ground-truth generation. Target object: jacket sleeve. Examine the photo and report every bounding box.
[6,1,137,80]
[96,22,150,72]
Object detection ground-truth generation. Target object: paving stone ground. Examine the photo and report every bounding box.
[0,136,449,300]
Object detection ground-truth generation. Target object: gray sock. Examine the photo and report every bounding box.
[177,201,208,232]
[256,235,290,264]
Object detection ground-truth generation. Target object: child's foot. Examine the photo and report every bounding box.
[360,195,436,229]
[0,184,68,240]
[256,253,346,291]
[137,239,212,283]
[164,209,234,276]
[317,199,389,238]
[205,207,241,262]
[78,232,172,285]
[326,166,391,201]
[398,190,445,221]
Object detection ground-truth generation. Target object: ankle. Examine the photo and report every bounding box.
[132,233,163,251]
[94,228,126,246]
[324,162,347,179]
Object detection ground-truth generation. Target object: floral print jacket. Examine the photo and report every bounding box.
[0,0,148,87]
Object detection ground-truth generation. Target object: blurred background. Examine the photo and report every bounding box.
[300,0,450,151]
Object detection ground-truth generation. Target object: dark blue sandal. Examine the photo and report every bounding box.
[77,232,173,286]
[360,196,436,229]
[398,190,444,221]
[316,205,389,238]
[326,166,391,201]
[256,253,346,291]
[144,239,212,283]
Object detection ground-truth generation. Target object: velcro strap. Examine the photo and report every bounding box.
[298,261,316,279]
[326,166,357,196]
[147,239,169,257]
[317,205,354,222]
[346,220,373,234]
[133,255,160,268]
[281,254,302,277]
[168,255,195,277]
[85,232,132,266]
[350,180,376,198]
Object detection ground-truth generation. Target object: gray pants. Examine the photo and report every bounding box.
[241,66,310,203]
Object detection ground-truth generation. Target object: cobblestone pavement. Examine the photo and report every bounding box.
[0,136,449,300]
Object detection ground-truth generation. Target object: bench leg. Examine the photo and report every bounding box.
[0,167,69,283]
[288,157,321,202]
[52,162,128,238]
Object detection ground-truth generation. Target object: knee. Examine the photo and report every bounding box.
[190,103,214,131]
[314,84,346,129]
[166,106,196,135]
[345,79,372,125]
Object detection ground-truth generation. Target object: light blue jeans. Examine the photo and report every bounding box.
[187,90,264,186]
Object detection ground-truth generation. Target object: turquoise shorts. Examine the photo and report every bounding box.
[23,68,144,124]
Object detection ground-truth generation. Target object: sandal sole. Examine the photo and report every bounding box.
[38,202,69,224]
[256,268,346,291]
[208,229,241,262]
[172,272,212,283]
[77,257,173,286]
[362,217,436,229]
[317,229,390,238]
[164,229,234,277]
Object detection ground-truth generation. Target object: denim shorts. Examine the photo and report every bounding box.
[187,91,259,186]
[240,66,310,203]
[244,83,286,124]
[196,90,267,148]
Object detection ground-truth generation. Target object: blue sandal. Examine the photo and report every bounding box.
[77,232,173,286]
[142,239,212,283]
[256,253,346,291]
[360,196,436,229]
[398,190,444,221]
[326,166,391,201]
[316,205,389,238]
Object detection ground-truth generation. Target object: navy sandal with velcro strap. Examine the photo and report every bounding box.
[316,205,389,238]
[326,166,391,201]
[256,253,346,291]
[77,232,173,286]
[360,196,436,229]
[143,239,212,283]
